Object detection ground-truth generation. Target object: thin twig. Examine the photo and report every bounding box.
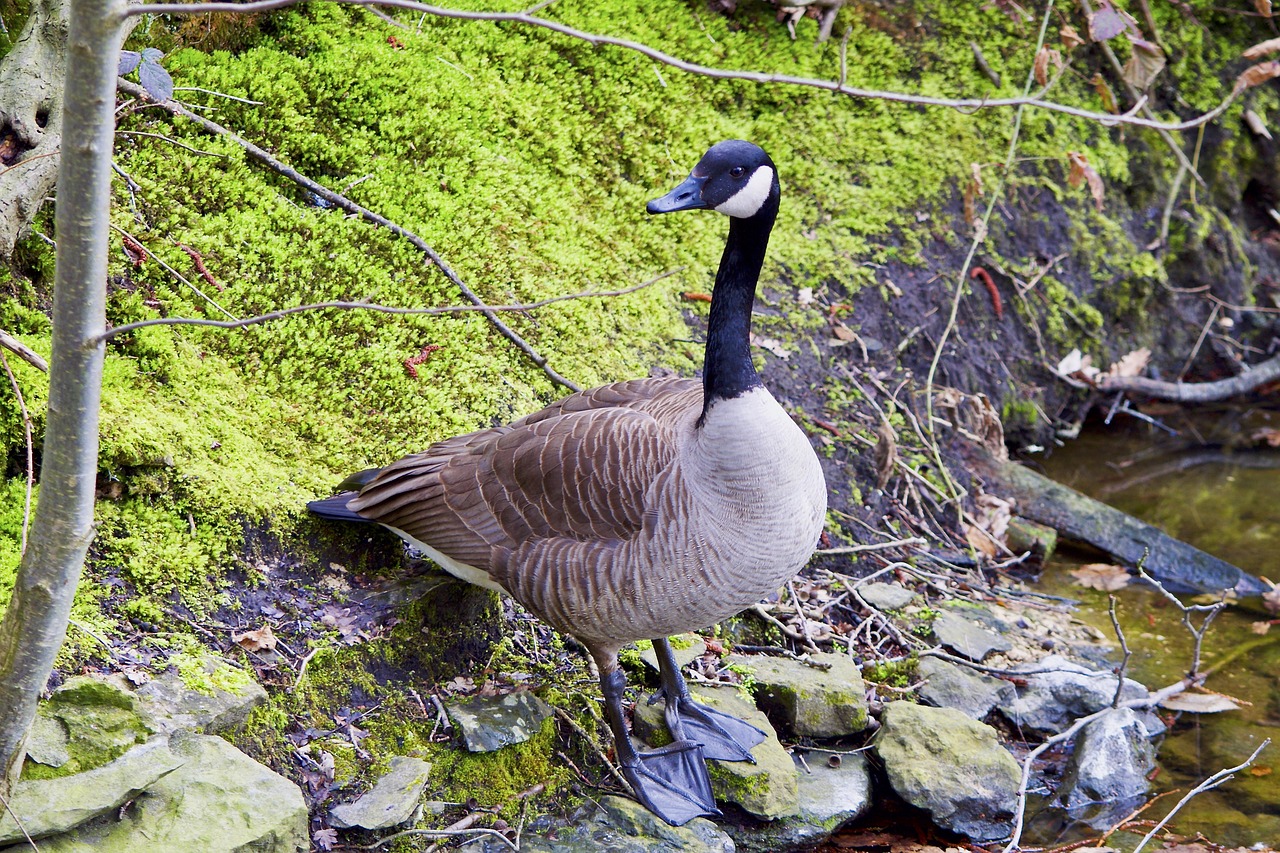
[552,705,633,796]
[0,351,34,554]
[0,787,37,852]
[0,330,48,372]
[109,225,237,320]
[95,272,675,343]
[1108,594,1133,708]
[813,537,927,556]
[121,0,1246,133]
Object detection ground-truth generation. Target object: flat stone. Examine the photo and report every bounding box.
[998,655,1155,736]
[931,610,1012,662]
[447,691,552,753]
[874,701,1019,842]
[330,756,432,830]
[134,657,267,735]
[25,712,71,768]
[857,582,918,611]
[728,752,874,852]
[460,796,734,852]
[916,656,1015,720]
[32,733,308,853]
[634,686,799,820]
[1058,707,1156,814]
[727,652,868,737]
[638,634,707,673]
[38,676,153,775]
[0,739,182,845]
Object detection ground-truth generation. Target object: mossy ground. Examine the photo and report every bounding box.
[1,0,1277,844]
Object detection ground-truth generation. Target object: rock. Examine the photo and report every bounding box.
[998,655,1156,736]
[329,756,432,830]
[931,610,1012,662]
[726,652,868,737]
[447,691,553,753]
[133,657,267,735]
[1006,517,1057,559]
[874,701,1019,842]
[1058,708,1155,819]
[634,686,798,820]
[459,796,734,852]
[857,582,918,611]
[24,712,70,768]
[0,739,181,845]
[916,656,1014,720]
[726,752,873,853]
[36,676,152,775]
[31,733,308,853]
[638,634,707,672]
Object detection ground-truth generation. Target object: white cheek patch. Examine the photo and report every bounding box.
[715,166,774,218]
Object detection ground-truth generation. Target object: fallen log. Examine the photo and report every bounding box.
[1096,352,1280,403]
[963,447,1271,599]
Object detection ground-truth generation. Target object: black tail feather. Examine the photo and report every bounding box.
[306,492,370,523]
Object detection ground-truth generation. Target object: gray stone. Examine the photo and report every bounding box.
[916,656,1014,720]
[728,752,873,853]
[634,686,798,820]
[39,676,152,774]
[0,739,182,845]
[857,582,918,611]
[638,634,707,673]
[134,659,267,735]
[25,712,70,768]
[874,701,1019,842]
[459,796,735,853]
[1058,707,1156,813]
[447,692,553,752]
[931,610,1012,662]
[31,734,308,853]
[998,655,1154,736]
[727,652,868,737]
[329,756,432,830]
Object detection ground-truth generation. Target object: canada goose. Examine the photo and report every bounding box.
[309,140,827,825]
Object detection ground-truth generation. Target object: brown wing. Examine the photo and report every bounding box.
[348,379,699,573]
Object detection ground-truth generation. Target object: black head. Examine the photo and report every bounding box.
[646,140,779,220]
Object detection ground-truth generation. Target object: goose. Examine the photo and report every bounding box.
[308,140,828,825]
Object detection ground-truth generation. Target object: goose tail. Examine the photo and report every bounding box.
[306,492,369,523]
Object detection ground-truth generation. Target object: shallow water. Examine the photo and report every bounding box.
[1028,420,1280,847]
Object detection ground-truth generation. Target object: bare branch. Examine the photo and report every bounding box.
[123,0,1244,133]
[0,331,48,373]
[94,272,675,343]
[0,352,34,556]
[1097,351,1280,403]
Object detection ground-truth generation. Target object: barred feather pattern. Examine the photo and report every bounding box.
[348,379,826,649]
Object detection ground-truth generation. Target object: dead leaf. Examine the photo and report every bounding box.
[797,286,814,306]
[1090,73,1119,113]
[974,492,1013,542]
[964,524,999,558]
[1109,347,1151,378]
[1122,42,1166,91]
[1243,37,1280,59]
[313,828,338,851]
[1033,46,1062,86]
[1247,765,1273,777]
[1056,347,1100,382]
[1160,691,1241,714]
[1070,563,1130,591]
[1067,151,1105,211]
[970,162,984,195]
[1060,24,1084,50]
[233,625,278,652]
[751,333,792,359]
[1235,61,1280,94]
[1088,1,1128,41]
[1258,0,1273,16]
[873,419,896,490]
[831,322,859,342]
[1252,427,1280,447]
[1250,621,1273,635]
[681,291,712,303]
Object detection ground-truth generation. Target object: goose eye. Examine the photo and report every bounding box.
[729,166,746,179]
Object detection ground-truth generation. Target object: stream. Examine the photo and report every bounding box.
[1027,417,1280,847]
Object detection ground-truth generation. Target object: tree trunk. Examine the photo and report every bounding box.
[0,0,126,800]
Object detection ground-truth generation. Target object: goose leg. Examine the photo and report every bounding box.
[651,637,766,763]
[599,666,719,826]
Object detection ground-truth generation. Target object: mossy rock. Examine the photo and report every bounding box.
[727,651,869,737]
[23,676,153,780]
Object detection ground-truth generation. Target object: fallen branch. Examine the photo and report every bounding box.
[1096,351,1280,402]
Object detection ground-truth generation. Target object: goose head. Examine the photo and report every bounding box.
[646,140,778,222]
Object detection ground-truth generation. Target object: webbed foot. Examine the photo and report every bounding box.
[621,740,720,826]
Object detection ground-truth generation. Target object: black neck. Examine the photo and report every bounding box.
[701,214,773,417]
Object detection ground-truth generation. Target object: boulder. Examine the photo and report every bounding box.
[30,733,308,853]
[33,676,152,775]
[727,652,868,737]
[727,752,873,853]
[329,756,433,830]
[1058,708,1156,817]
[874,701,1019,842]
[916,656,1014,720]
[634,686,799,820]
[447,691,553,753]
[998,655,1157,736]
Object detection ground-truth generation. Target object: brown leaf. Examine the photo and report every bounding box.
[1256,0,1273,18]
[1242,37,1280,60]
[964,524,999,558]
[1088,1,1128,41]
[831,322,858,342]
[1159,691,1241,714]
[1060,24,1084,50]
[1033,46,1062,86]
[970,162,984,196]
[873,420,897,490]
[1109,347,1151,378]
[1090,73,1119,113]
[1247,765,1274,777]
[233,625,278,652]
[681,291,712,303]
[1235,61,1280,94]
[1067,151,1105,211]
[1250,620,1273,635]
[1070,563,1130,591]
[1122,42,1166,91]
